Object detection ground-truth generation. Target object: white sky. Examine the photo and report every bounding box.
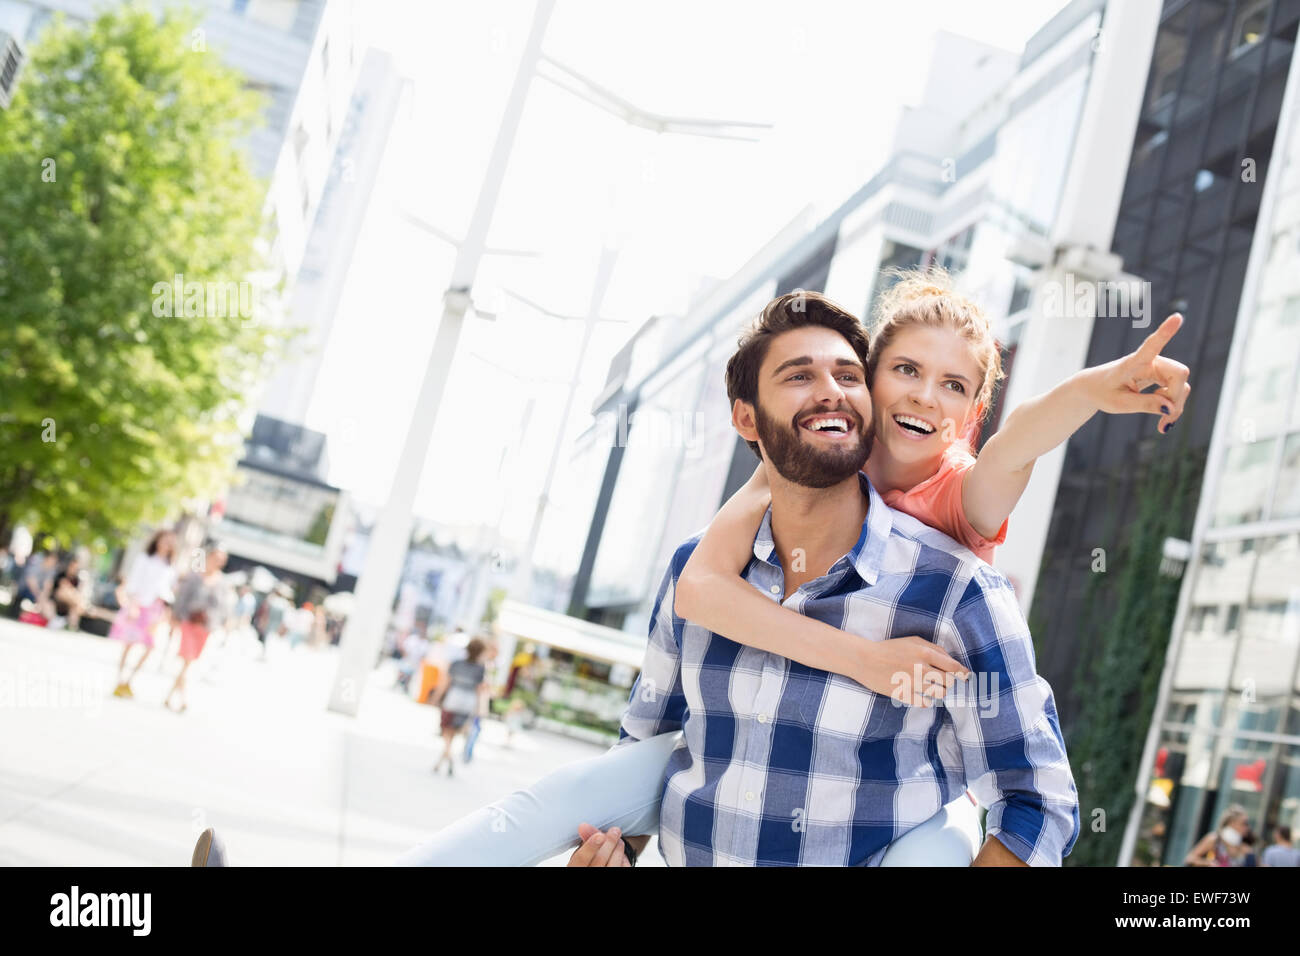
[305,0,1068,555]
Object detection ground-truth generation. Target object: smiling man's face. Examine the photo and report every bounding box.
[738,325,874,489]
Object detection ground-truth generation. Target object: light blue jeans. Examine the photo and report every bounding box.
[394,731,984,866]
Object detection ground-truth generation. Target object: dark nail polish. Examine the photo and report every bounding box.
[1164,422,1174,433]
[1161,405,1170,415]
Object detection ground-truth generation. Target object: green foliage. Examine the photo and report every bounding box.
[1065,443,1202,866]
[482,586,507,625]
[0,2,286,546]
[305,501,335,546]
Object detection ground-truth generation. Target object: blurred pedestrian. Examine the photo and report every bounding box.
[286,601,313,650]
[432,636,490,777]
[15,550,59,619]
[1260,826,1300,867]
[1185,805,1252,866]
[463,641,499,764]
[396,628,429,693]
[505,642,535,695]
[50,555,89,631]
[110,529,177,698]
[234,585,256,630]
[165,547,229,712]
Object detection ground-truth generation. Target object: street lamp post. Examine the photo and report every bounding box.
[327,0,556,715]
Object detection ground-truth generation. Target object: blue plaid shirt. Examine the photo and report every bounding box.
[614,472,1079,866]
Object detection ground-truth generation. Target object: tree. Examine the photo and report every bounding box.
[0,2,289,548]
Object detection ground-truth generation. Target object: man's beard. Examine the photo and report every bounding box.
[753,400,873,489]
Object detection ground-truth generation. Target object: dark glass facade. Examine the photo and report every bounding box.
[1029,0,1298,832]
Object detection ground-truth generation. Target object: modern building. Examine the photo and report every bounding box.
[1029,0,1299,762]
[1122,0,1300,866]
[256,46,403,424]
[214,413,350,589]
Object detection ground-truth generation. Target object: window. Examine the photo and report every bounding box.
[1213,439,1276,525]
[244,0,299,31]
[1229,0,1271,59]
[1272,433,1300,519]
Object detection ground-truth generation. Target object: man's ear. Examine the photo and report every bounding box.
[732,399,760,446]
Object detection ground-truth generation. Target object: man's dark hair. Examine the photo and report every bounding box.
[725,290,870,455]
[1279,826,1292,842]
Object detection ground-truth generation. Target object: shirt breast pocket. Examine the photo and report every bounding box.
[798,671,882,736]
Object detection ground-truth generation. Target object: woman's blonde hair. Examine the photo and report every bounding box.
[867,265,1005,427]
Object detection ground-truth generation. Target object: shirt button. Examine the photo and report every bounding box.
[756,713,768,723]
[745,791,755,801]
[769,585,780,594]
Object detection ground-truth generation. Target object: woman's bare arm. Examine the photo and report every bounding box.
[965,314,1191,539]
[675,464,967,703]
[1184,832,1216,866]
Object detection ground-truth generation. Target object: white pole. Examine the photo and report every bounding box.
[327,0,555,715]
[509,245,619,602]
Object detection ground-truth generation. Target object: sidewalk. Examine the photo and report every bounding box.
[0,619,660,866]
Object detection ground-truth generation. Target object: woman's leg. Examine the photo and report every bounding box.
[395,730,681,867]
[167,659,191,708]
[877,792,983,866]
[125,645,151,685]
[116,643,132,684]
[434,728,456,770]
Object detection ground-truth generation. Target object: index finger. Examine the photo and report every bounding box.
[1135,313,1182,362]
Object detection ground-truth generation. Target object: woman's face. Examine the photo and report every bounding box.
[157,532,177,559]
[870,325,983,469]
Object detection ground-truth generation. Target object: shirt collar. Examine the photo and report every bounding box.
[751,471,892,587]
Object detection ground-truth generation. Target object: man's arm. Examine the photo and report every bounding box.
[938,571,1080,867]
[611,548,691,750]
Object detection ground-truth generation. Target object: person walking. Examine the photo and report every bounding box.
[165,547,229,712]
[1185,805,1253,866]
[432,636,490,777]
[462,641,498,764]
[1260,826,1300,867]
[110,529,177,698]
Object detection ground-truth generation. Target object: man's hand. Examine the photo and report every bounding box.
[861,636,970,707]
[971,833,1029,867]
[566,823,631,867]
[1079,313,1191,434]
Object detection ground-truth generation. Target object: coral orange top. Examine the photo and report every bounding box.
[878,446,1008,564]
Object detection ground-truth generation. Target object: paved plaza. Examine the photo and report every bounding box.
[0,619,661,866]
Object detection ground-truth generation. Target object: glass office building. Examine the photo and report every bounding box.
[1030,0,1297,740]
[1124,10,1300,864]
